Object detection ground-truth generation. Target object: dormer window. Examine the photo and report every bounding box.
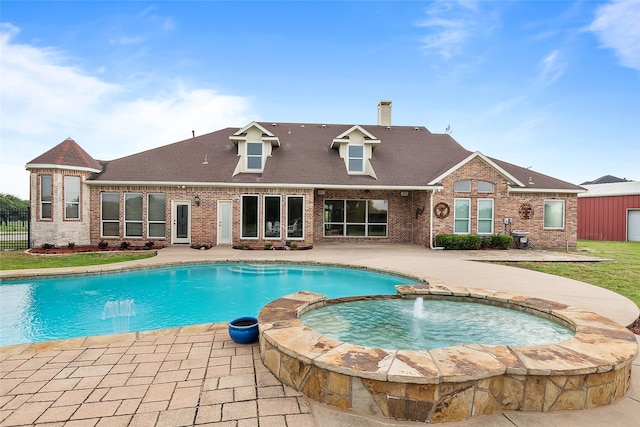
[230,122,280,176]
[331,125,380,179]
[348,145,364,173]
[246,142,263,170]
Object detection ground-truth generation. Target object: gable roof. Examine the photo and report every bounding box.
[48,122,581,192]
[428,151,526,187]
[581,175,631,185]
[26,138,102,172]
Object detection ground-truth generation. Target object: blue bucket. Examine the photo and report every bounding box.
[228,316,259,344]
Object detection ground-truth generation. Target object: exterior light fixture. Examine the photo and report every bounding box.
[194,195,201,207]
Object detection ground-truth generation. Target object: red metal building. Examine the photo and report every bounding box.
[578,182,640,241]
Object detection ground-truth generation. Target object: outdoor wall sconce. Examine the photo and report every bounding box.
[194,195,201,207]
[415,206,425,219]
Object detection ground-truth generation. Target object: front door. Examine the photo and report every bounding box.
[217,200,232,245]
[172,201,191,244]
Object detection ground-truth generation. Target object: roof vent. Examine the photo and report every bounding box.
[321,124,327,128]
[414,127,420,131]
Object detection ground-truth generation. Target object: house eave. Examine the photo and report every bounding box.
[85,180,443,191]
[25,163,102,173]
[508,187,585,194]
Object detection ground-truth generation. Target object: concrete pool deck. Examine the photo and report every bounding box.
[1,244,638,426]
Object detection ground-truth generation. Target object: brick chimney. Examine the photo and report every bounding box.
[377,100,392,126]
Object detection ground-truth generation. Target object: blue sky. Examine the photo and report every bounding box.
[1,0,638,199]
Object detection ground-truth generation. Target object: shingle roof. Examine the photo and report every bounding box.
[84,122,582,191]
[26,138,102,172]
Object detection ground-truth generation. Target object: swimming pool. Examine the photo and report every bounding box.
[0,263,419,346]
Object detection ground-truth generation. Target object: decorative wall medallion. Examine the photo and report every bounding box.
[434,202,450,219]
[519,203,534,220]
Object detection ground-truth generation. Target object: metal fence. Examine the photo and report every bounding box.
[0,207,30,250]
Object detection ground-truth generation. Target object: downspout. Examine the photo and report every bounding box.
[429,190,435,249]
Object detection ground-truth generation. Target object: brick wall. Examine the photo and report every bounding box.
[432,157,578,249]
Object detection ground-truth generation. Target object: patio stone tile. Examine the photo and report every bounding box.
[2,369,32,379]
[36,403,79,423]
[202,378,219,391]
[143,382,176,402]
[75,376,104,390]
[257,397,301,416]
[137,400,169,413]
[153,369,188,384]
[53,389,92,406]
[69,365,113,378]
[27,390,63,402]
[258,415,286,427]
[285,413,317,427]
[94,414,132,427]
[26,368,63,382]
[114,398,141,415]
[107,363,136,374]
[64,419,100,427]
[156,407,196,426]
[0,401,51,425]
[167,386,200,409]
[201,389,234,405]
[237,417,259,427]
[218,374,255,389]
[94,354,124,365]
[168,344,192,354]
[125,376,154,386]
[14,357,53,371]
[129,411,159,427]
[71,401,121,419]
[208,356,231,367]
[232,385,255,402]
[103,385,148,401]
[187,367,206,380]
[41,378,81,392]
[257,385,285,399]
[194,404,222,424]
[131,353,166,364]
[175,379,202,389]
[98,373,131,388]
[0,394,31,410]
[256,371,282,387]
[222,400,257,420]
[76,349,107,362]
[180,358,208,370]
[53,366,77,379]
[131,362,162,377]
[231,355,254,369]
[6,379,46,394]
[159,360,181,371]
[231,367,254,376]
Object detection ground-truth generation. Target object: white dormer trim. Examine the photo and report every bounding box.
[427,151,525,187]
[330,125,379,179]
[230,122,281,175]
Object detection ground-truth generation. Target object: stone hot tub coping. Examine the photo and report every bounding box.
[258,284,638,423]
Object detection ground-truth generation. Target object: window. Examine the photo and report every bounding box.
[454,198,470,234]
[477,199,494,234]
[246,142,263,170]
[324,199,388,237]
[241,195,259,238]
[148,193,166,238]
[101,193,120,237]
[64,176,80,220]
[544,199,565,229]
[125,193,143,237]
[478,181,494,193]
[348,145,364,173]
[287,196,304,239]
[40,175,52,219]
[264,195,281,239]
[454,180,471,192]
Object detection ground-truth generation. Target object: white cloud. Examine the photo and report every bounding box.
[415,0,494,59]
[589,0,640,70]
[0,24,254,199]
[538,50,566,85]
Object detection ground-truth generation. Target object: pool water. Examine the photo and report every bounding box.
[0,263,418,346]
[300,298,575,350]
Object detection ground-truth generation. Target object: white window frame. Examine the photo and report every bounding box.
[241,195,260,239]
[263,195,282,240]
[63,176,81,220]
[246,142,263,171]
[124,193,143,238]
[454,198,471,234]
[454,180,471,192]
[478,181,494,193]
[147,193,166,238]
[347,144,365,173]
[544,199,565,229]
[286,195,304,240]
[101,192,120,237]
[477,198,494,235]
[40,175,52,220]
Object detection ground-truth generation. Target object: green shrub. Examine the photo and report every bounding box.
[436,234,511,250]
[491,234,513,249]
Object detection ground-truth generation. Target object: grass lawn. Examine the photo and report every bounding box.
[495,240,640,308]
[0,250,156,270]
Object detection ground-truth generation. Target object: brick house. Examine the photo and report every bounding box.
[26,101,584,249]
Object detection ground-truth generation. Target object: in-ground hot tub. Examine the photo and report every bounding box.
[258,284,637,423]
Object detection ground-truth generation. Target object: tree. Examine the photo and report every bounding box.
[0,194,29,210]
